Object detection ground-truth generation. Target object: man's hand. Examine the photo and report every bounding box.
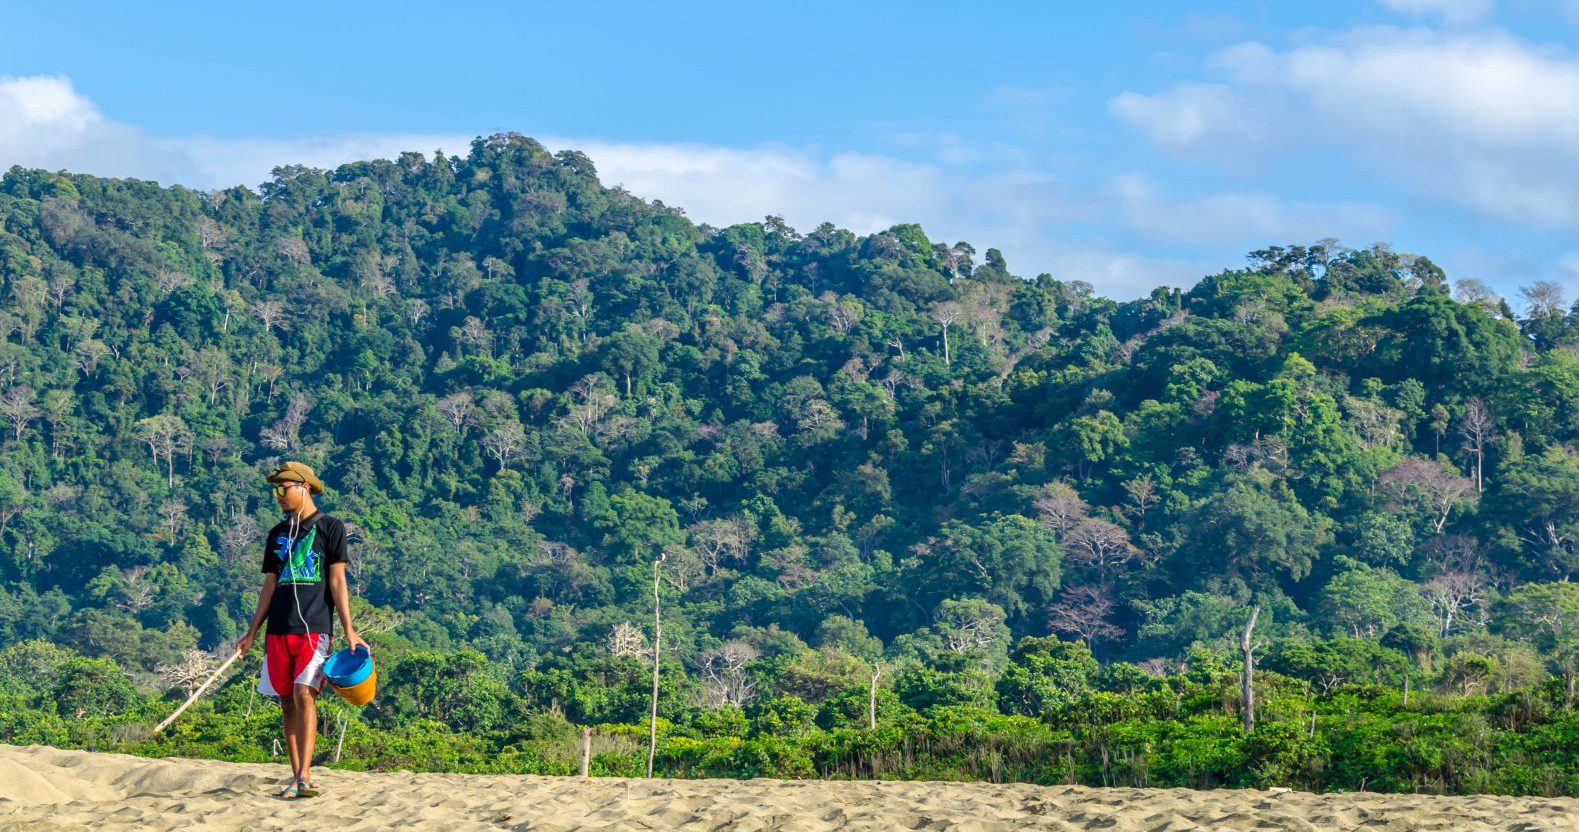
[236,631,256,656]
[346,630,371,655]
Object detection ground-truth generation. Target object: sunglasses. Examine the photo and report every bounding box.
[272,484,302,498]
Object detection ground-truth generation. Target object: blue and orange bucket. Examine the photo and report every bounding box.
[323,645,377,705]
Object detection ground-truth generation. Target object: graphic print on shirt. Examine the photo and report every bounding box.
[277,525,321,585]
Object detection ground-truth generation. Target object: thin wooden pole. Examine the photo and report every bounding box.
[868,664,882,730]
[334,711,348,762]
[647,554,664,778]
[153,650,241,734]
[580,728,592,778]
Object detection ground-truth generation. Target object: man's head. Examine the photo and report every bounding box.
[267,461,323,516]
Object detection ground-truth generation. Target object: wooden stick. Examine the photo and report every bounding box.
[647,554,664,779]
[153,650,241,734]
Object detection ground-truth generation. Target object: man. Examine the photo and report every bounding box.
[236,461,369,799]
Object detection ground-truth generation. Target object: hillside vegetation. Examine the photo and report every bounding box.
[3,134,1579,793]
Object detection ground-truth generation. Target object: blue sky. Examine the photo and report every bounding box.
[3,0,1578,301]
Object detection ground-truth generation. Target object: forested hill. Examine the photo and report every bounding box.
[3,131,1579,709]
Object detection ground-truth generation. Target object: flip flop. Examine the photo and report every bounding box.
[272,781,298,798]
[296,782,321,799]
[277,783,302,800]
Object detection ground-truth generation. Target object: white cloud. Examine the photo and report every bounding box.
[0,74,190,182]
[1377,0,1496,25]
[1109,82,1271,160]
[1113,27,1579,228]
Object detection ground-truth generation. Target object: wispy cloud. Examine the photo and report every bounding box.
[1109,81,1272,161]
[1113,26,1579,228]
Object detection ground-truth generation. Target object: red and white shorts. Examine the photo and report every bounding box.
[258,632,331,696]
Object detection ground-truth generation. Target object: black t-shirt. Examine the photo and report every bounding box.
[261,511,348,635]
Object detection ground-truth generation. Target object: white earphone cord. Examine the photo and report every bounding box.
[288,511,308,632]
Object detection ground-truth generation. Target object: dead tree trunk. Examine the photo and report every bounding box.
[1241,605,1261,734]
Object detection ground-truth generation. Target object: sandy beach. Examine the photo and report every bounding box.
[2,745,1575,831]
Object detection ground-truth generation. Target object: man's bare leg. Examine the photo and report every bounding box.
[293,683,319,786]
[280,695,301,787]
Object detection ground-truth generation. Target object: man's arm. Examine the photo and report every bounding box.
[236,572,278,656]
[328,562,369,654]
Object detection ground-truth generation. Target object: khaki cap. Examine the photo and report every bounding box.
[266,461,324,495]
